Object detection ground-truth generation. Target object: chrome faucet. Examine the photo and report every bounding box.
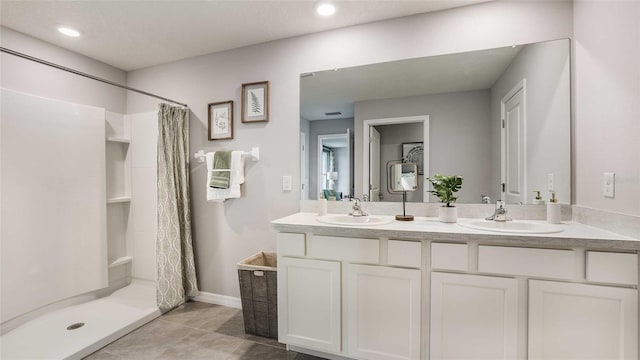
[486,200,511,221]
[349,198,368,217]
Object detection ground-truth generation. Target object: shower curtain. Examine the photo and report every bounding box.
[156,103,198,311]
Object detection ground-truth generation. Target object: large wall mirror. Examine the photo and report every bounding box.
[300,38,570,204]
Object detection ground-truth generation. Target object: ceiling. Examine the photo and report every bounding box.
[0,0,490,71]
[300,45,521,121]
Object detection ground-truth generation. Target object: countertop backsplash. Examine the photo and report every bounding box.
[299,200,572,221]
[299,200,640,240]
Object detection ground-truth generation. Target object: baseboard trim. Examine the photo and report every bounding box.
[190,291,242,309]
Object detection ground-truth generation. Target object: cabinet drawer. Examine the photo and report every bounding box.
[309,235,379,264]
[587,251,638,285]
[277,233,305,257]
[478,246,574,279]
[431,243,468,271]
[388,240,422,268]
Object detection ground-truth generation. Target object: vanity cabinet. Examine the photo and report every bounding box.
[273,219,639,360]
[277,256,341,353]
[430,272,519,360]
[528,280,638,360]
[346,264,421,360]
[277,233,422,359]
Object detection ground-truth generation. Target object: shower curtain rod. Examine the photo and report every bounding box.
[1,47,188,108]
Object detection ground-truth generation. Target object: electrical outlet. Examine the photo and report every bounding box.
[547,173,555,191]
[282,175,292,191]
[603,172,615,198]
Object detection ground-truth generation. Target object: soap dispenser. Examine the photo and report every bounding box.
[546,192,561,224]
[532,191,545,205]
[318,193,327,216]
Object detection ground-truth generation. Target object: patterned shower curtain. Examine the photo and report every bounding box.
[156,103,198,311]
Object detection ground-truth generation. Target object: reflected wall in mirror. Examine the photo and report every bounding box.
[300,38,570,204]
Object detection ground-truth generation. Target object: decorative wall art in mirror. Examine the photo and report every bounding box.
[208,100,233,140]
[402,142,424,175]
[300,38,570,205]
[242,81,269,123]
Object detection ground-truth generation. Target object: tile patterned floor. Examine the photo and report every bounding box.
[84,301,326,360]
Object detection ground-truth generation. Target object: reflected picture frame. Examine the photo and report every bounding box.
[241,81,269,123]
[208,100,234,140]
[402,142,424,175]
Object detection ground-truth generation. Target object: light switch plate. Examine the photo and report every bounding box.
[547,173,555,191]
[282,175,292,191]
[603,172,615,198]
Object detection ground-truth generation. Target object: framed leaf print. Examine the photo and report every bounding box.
[241,81,269,123]
[208,100,233,140]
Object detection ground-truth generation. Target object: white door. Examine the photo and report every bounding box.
[501,81,526,204]
[300,132,308,200]
[430,272,519,360]
[529,280,638,360]
[278,257,341,352]
[346,264,421,360]
[346,128,353,198]
[369,126,381,201]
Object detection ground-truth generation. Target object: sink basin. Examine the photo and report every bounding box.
[458,220,563,234]
[316,214,394,226]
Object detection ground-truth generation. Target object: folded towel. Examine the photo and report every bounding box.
[206,151,245,202]
[209,151,231,189]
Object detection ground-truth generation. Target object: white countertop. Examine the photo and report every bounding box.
[272,212,640,250]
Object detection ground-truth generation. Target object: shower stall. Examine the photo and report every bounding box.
[0,44,186,359]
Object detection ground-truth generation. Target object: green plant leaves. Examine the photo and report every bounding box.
[427,174,463,207]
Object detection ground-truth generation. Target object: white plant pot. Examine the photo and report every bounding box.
[438,206,458,223]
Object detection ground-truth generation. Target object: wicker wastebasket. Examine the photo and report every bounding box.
[237,252,278,339]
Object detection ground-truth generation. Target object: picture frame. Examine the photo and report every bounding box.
[208,100,233,140]
[402,142,424,175]
[241,81,269,123]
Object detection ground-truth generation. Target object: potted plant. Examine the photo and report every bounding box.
[427,174,463,223]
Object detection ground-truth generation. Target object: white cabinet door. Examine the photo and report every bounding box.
[277,256,341,353]
[430,272,518,360]
[346,264,421,360]
[529,280,638,360]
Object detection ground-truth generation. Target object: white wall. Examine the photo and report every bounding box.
[126,1,573,298]
[127,112,158,281]
[1,27,129,322]
[491,39,571,204]
[1,89,107,324]
[573,0,640,216]
[0,27,127,113]
[356,90,492,204]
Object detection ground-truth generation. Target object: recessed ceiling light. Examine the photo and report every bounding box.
[315,1,336,16]
[58,27,80,37]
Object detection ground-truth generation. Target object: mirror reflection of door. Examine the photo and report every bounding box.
[369,126,381,202]
[300,132,308,200]
[317,133,350,200]
[501,80,526,204]
[363,117,428,203]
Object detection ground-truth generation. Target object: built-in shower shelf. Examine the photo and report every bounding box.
[106,136,130,144]
[109,256,133,268]
[107,196,131,204]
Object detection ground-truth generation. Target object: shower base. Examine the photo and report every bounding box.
[1,280,161,360]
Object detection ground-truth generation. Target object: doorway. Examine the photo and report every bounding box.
[362,115,430,202]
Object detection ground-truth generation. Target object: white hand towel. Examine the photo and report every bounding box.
[206,151,245,202]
